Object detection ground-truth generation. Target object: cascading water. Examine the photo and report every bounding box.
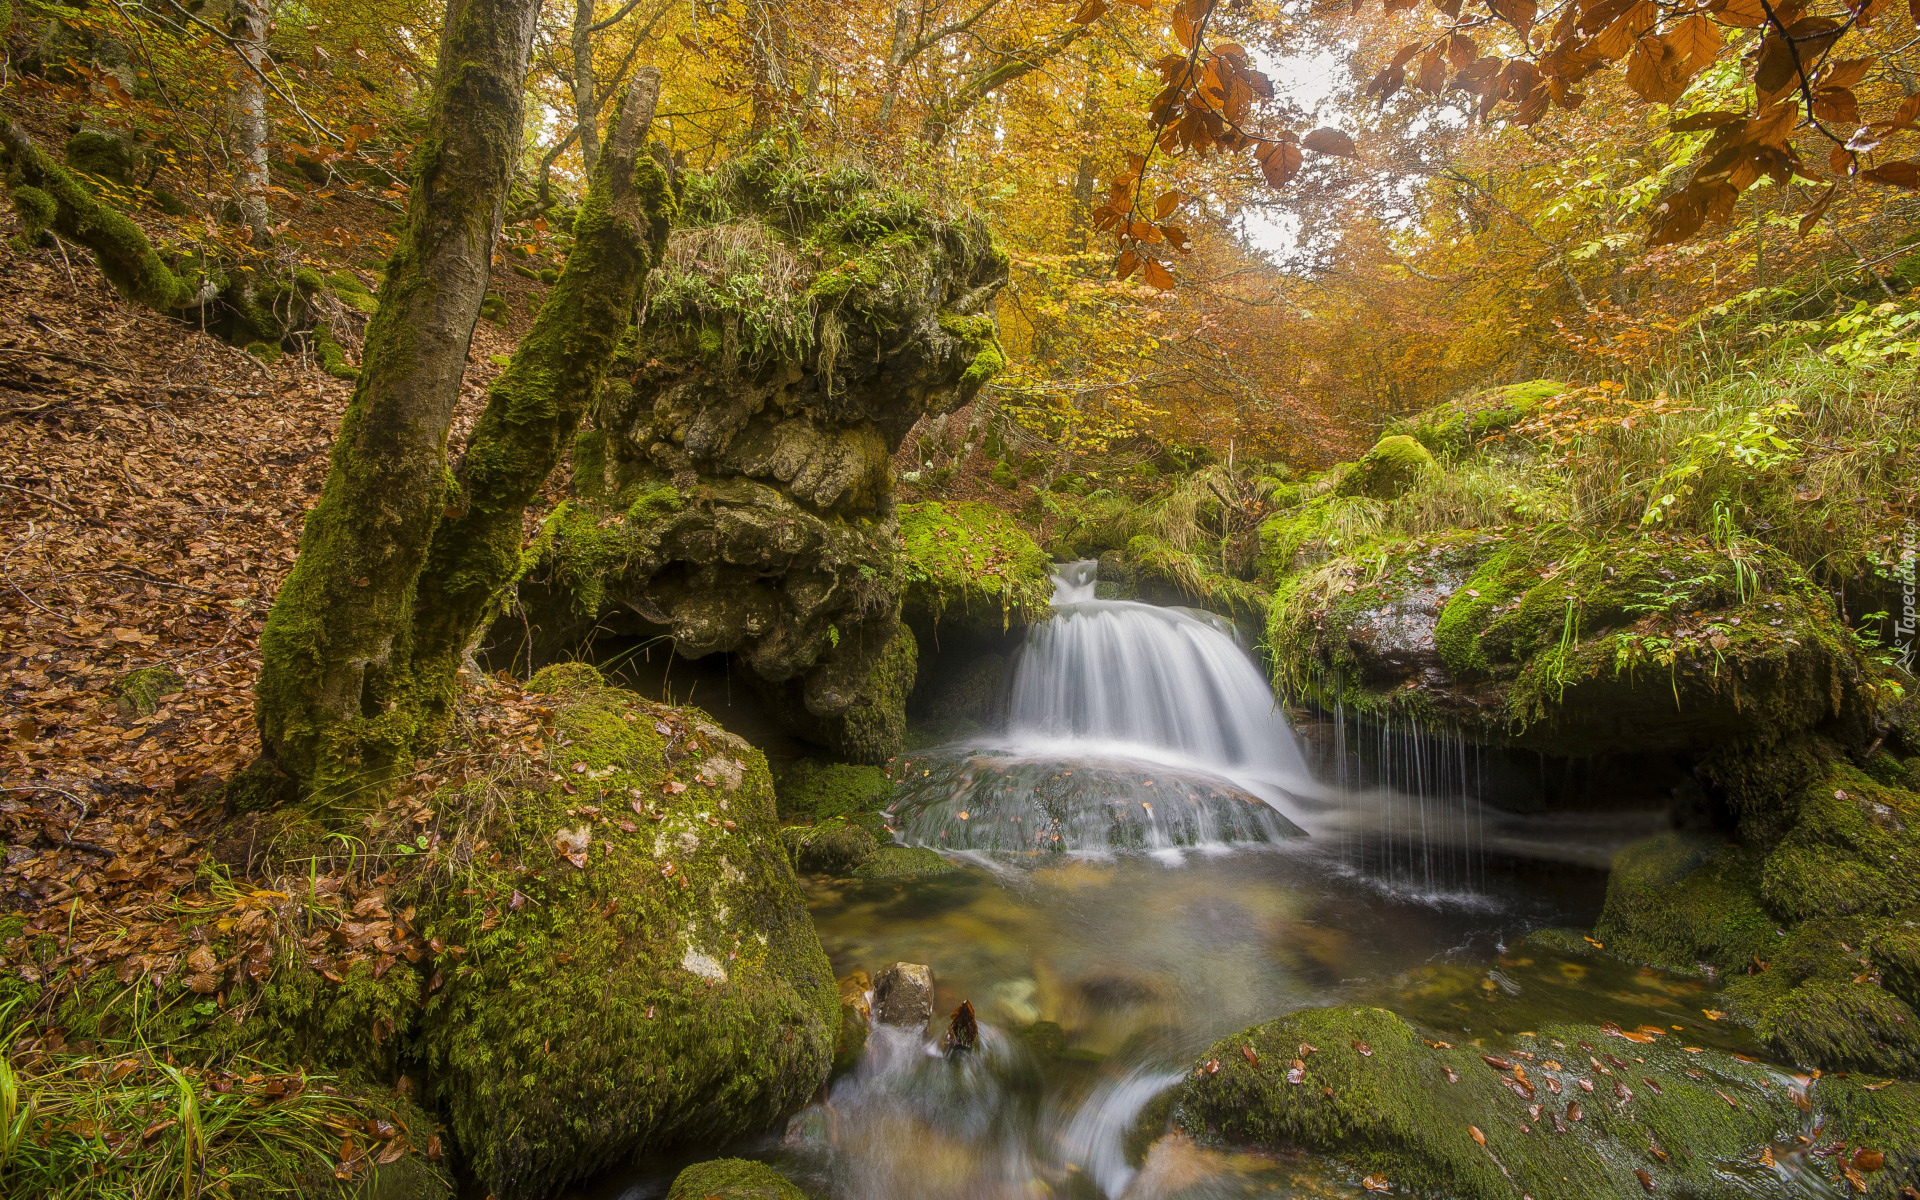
[889,561,1316,856]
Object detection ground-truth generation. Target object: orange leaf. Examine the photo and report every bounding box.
[1142,259,1176,290]
[1862,159,1920,187]
[1116,248,1140,279]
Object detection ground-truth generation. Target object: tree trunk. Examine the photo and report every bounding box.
[570,0,602,173]
[229,0,273,249]
[252,0,543,808]
[406,69,673,732]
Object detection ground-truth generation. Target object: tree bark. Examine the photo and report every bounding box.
[253,0,543,808]
[570,0,603,172]
[229,0,273,249]
[406,69,673,732]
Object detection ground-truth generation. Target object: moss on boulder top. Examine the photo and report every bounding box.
[1266,526,1868,758]
[668,1158,807,1200]
[899,500,1052,638]
[522,148,1009,762]
[414,665,837,1200]
[1334,434,1436,500]
[1161,1005,1806,1200]
[1387,380,1563,456]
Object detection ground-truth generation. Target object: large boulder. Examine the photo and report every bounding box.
[1265,527,1869,758]
[416,665,838,1200]
[1159,1005,1811,1200]
[520,148,1009,762]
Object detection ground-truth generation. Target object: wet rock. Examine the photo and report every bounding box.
[667,1158,807,1200]
[835,969,871,1072]
[872,962,934,1029]
[1163,1005,1804,1200]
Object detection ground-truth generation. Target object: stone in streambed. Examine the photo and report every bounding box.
[873,961,934,1029]
[836,969,871,1072]
[667,1158,806,1200]
[1157,1005,1802,1200]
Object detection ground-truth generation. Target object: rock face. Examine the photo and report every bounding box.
[872,961,935,1029]
[1160,1005,1809,1200]
[415,665,838,1200]
[524,148,1009,763]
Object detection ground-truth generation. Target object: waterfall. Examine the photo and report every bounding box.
[1004,561,1310,792]
[889,561,1313,855]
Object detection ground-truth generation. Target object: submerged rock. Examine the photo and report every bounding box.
[872,961,935,1028]
[414,665,837,1200]
[519,147,1009,763]
[1160,1005,1805,1200]
[668,1158,807,1200]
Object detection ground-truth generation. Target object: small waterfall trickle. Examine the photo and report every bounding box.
[890,561,1313,855]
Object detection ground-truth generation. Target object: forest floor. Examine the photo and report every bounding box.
[0,227,529,1004]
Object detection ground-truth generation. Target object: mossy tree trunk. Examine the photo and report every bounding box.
[252,0,543,808]
[406,69,675,733]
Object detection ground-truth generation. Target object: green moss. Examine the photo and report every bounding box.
[1168,1006,1801,1200]
[1592,833,1781,976]
[990,459,1016,489]
[2,120,194,311]
[776,759,891,822]
[63,129,134,187]
[853,845,954,878]
[784,816,879,874]
[416,679,837,1200]
[668,1158,807,1200]
[479,292,509,325]
[1387,379,1564,456]
[246,340,284,364]
[938,310,1005,398]
[1870,906,1920,1008]
[1761,765,1920,922]
[112,664,182,718]
[312,324,358,381]
[1336,434,1436,500]
[625,483,684,521]
[899,501,1052,636]
[571,427,610,502]
[1813,1075,1920,1198]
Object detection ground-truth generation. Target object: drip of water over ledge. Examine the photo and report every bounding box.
[890,561,1315,857]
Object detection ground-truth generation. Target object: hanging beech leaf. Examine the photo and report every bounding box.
[1799,184,1838,236]
[1142,259,1176,290]
[1861,160,1920,187]
[1301,127,1358,156]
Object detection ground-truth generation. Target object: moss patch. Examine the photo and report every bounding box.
[1387,380,1564,456]
[899,500,1052,637]
[112,665,182,718]
[1335,434,1436,500]
[853,845,955,878]
[668,1158,807,1200]
[415,672,837,1200]
[776,759,891,822]
[1167,1006,1801,1200]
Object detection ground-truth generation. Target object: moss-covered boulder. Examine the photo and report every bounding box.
[1387,380,1563,456]
[521,148,1009,762]
[853,844,955,878]
[1267,527,1868,758]
[776,758,892,822]
[1594,762,1920,1080]
[414,665,838,1200]
[1162,1006,1802,1200]
[1335,434,1436,500]
[64,128,135,187]
[783,816,879,874]
[668,1158,807,1200]
[1810,1074,1920,1199]
[899,500,1052,639]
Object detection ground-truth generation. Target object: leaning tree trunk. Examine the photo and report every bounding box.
[406,68,674,732]
[252,0,543,809]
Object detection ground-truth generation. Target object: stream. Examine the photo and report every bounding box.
[582,563,1774,1200]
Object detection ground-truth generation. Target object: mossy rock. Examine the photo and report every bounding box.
[1811,1074,1920,1199]
[1163,1005,1801,1200]
[852,845,955,878]
[667,1158,807,1200]
[775,759,891,822]
[1592,833,1780,976]
[1387,380,1564,456]
[113,664,182,718]
[1334,434,1435,501]
[1760,763,1920,923]
[415,670,837,1200]
[899,500,1052,639]
[783,817,878,874]
[64,129,135,187]
[1870,906,1920,1009]
[1257,492,1384,578]
[1266,527,1868,758]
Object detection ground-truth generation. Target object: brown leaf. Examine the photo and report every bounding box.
[1353,1040,1373,1056]
[1636,1167,1656,1192]
[1855,1149,1885,1172]
[1301,127,1358,156]
[1861,160,1920,187]
[1673,109,1744,131]
[1416,53,1448,95]
[1568,1100,1584,1121]
[1241,1043,1260,1067]
[1362,1174,1391,1192]
[1142,259,1176,290]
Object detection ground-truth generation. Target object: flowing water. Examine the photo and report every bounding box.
[580,563,1806,1200]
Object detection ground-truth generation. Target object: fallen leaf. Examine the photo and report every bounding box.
[1469,1125,1486,1145]
[1361,1174,1391,1192]
[1567,1100,1583,1122]
[1353,1040,1373,1057]
[1854,1149,1885,1172]
[1241,1044,1260,1068]
[1636,1167,1655,1192]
